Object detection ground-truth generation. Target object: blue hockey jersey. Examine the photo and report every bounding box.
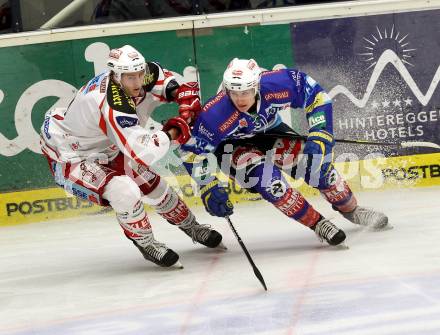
[178,68,333,185]
[181,68,333,157]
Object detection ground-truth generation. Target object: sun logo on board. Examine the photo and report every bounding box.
[359,25,416,70]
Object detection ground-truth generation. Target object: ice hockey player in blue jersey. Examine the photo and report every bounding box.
[178,58,389,246]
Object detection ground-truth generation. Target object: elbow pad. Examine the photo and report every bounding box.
[136,130,171,165]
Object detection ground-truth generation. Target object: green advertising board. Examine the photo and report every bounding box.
[194,24,293,97]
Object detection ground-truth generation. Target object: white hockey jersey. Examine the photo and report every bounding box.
[41,62,177,167]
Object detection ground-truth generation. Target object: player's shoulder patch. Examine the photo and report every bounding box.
[260,68,295,93]
[143,62,161,91]
[82,72,106,94]
[106,79,136,114]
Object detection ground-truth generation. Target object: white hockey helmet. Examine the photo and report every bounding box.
[222,58,261,94]
[107,45,146,82]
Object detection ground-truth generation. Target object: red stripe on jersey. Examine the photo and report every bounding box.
[164,71,173,78]
[155,79,164,85]
[99,114,107,135]
[108,107,146,166]
[41,146,58,161]
[98,96,106,110]
[53,114,64,120]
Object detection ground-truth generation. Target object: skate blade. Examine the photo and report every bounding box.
[371,224,394,231]
[172,261,184,269]
[216,242,228,250]
[333,242,349,250]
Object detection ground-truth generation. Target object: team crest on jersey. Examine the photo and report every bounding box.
[116,116,138,128]
[238,118,248,128]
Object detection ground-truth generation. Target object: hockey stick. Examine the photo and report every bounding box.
[269,131,440,150]
[226,216,267,291]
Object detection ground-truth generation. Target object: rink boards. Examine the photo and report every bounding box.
[1,152,438,226]
[1,3,440,227]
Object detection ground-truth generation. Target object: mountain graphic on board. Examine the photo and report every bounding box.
[328,49,440,107]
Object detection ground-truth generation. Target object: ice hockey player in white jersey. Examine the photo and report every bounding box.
[40,45,223,268]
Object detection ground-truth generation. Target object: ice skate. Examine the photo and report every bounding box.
[341,206,390,230]
[180,221,225,249]
[129,237,182,268]
[312,218,347,247]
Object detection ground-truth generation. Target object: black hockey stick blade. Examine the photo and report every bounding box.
[226,216,267,291]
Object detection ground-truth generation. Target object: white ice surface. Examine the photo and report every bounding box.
[1,187,440,335]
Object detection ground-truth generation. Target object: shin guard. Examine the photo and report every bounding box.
[245,163,321,227]
[319,169,357,213]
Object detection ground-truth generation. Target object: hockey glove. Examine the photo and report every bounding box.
[162,117,191,144]
[302,130,335,181]
[175,82,202,125]
[200,180,234,217]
